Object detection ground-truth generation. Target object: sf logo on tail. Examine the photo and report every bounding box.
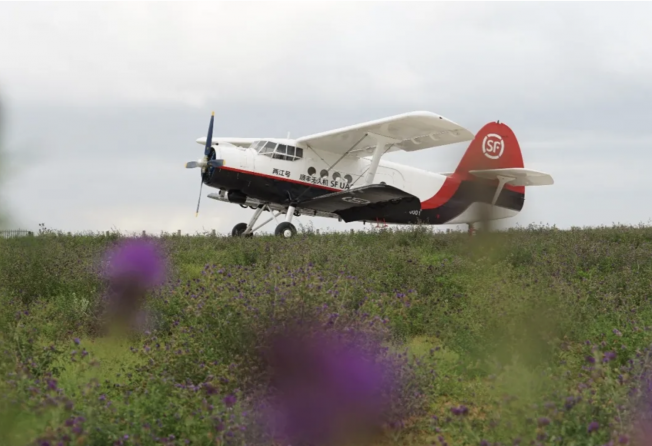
[482,133,504,159]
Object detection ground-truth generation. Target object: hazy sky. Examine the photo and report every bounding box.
[1,2,651,235]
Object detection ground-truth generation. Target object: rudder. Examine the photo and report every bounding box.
[454,121,524,177]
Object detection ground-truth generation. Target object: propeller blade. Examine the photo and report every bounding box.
[186,160,209,169]
[204,111,215,157]
[195,178,203,217]
[208,159,224,168]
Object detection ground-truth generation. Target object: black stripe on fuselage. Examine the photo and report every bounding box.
[206,168,524,224]
[337,180,524,224]
[206,166,335,203]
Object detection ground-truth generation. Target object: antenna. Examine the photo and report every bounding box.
[287,131,291,139]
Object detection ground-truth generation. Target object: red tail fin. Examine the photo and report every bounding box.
[454,121,524,177]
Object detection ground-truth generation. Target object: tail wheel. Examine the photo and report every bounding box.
[274,222,297,238]
[232,222,252,238]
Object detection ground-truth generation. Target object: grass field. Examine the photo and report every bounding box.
[2,224,652,445]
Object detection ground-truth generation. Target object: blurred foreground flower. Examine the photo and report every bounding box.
[99,238,166,333]
[254,325,415,446]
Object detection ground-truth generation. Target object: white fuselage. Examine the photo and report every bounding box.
[211,138,518,223]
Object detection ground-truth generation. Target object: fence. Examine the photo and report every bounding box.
[0,230,34,239]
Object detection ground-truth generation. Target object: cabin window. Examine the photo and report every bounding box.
[251,141,265,151]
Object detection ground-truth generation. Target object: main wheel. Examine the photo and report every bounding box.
[274,222,297,238]
[232,222,252,237]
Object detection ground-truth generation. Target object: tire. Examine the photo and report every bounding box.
[232,223,252,237]
[274,222,297,238]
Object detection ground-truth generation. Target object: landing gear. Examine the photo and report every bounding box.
[274,204,298,238]
[231,222,252,237]
[468,223,476,237]
[230,203,299,238]
[275,222,297,238]
[231,204,279,237]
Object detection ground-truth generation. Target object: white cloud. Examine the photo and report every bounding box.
[2,2,650,109]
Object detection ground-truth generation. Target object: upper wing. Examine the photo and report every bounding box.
[296,111,474,157]
[195,137,259,148]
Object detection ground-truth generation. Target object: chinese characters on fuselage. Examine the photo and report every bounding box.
[272,168,351,190]
[272,168,291,178]
[299,174,350,190]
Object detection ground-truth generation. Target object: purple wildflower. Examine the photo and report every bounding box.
[603,351,617,363]
[204,383,218,396]
[588,421,599,432]
[257,325,407,445]
[538,417,550,427]
[100,239,167,329]
[102,238,166,289]
[223,394,237,407]
[73,338,80,345]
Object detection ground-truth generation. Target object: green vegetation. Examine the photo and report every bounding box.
[2,224,652,445]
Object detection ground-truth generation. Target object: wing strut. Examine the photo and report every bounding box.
[364,132,401,186]
[491,175,514,205]
[468,167,555,204]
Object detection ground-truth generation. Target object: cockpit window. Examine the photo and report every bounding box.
[260,141,277,154]
[251,140,265,151]
[257,141,304,161]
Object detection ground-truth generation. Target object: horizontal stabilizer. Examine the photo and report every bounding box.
[297,184,417,213]
[469,168,554,186]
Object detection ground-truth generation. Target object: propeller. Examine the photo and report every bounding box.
[186,111,215,171]
[186,111,224,217]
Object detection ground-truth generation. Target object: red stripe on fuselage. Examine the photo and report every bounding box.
[420,173,524,210]
[421,175,460,210]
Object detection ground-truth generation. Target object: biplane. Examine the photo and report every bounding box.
[185,111,554,237]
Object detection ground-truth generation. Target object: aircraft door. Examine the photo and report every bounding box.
[377,166,405,190]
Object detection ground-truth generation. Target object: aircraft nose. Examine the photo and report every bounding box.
[207,145,225,169]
